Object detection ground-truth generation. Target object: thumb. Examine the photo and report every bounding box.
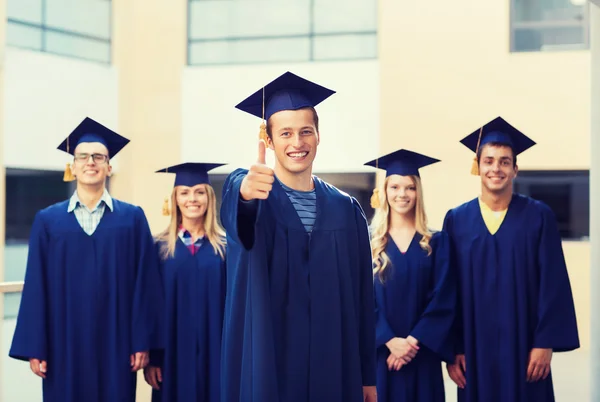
[40,361,47,373]
[257,139,266,165]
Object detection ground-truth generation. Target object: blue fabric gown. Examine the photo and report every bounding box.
[220,169,376,402]
[443,194,579,402]
[374,231,456,402]
[9,199,164,402]
[150,238,226,402]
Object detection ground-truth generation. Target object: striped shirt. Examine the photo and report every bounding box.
[178,226,204,255]
[67,189,113,235]
[279,180,317,233]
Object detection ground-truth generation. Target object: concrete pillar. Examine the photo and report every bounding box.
[111,1,187,400]
[111,0,186,232]
[590,1,600,400]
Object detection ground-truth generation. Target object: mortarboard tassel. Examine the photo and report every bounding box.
[259,122,268,143]
[370,158,381,208]
[470,126,483,176]
[258,86,268,143]
[162,165,171,216]
[370,188,380,209]
[63,136,76,182]
[162,197,171,216]
[63,163,75,182]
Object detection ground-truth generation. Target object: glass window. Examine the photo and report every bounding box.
[188,0,378,65]
[7,0,112,63]
[514,170,589,240]
[511,0,589,52]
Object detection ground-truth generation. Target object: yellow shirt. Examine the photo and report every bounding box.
[478,197,508,235]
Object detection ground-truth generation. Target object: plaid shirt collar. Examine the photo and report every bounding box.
[178,226,204,255]
[68,189,113,213]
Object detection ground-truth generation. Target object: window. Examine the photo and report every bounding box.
[187,0,377,65]
[7,0,112,63]
[5,169,75,285]
[513,170,589,240]
[510,0,590,52]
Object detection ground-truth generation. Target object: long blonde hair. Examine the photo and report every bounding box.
[370,175,432,282]
[155,184,226,260]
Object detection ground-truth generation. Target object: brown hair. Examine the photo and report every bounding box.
[477,142,517,168]
[266,107,319,138]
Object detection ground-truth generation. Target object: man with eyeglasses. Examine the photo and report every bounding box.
[9,117,164,402]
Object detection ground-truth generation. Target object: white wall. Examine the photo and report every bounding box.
[3,48,119,171]
[181,60,380,174]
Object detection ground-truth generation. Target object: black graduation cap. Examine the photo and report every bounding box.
[364,149,440,178]
[155,162,226,187]
[461,116,536,175]
[57,117,130,158]
[235,71,336,142]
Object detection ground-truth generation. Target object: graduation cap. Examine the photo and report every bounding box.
[57,117,130,182]
[235,71,336,143]
[156,162,226,216]
[461,116,536,175]
[364,149,441,208]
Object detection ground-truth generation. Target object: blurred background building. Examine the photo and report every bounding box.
[0,0,597,400]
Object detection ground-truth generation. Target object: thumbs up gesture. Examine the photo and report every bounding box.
[240,140,275,201]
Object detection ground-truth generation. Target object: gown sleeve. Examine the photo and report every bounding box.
[9,211,50,362]
[353,199,377,387]
[130,207,165,355]
[442,209,464,357]
[409,231,457,363]
[220,168,264,250]
[532,203,579,352]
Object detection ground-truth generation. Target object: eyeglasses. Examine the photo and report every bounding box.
[74,153,109,164]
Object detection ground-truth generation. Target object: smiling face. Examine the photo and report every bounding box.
[385,174,417,217]
[175,184,208,221]
[266,108,319,177]
[478,143,518,194]
[71,142,111,186]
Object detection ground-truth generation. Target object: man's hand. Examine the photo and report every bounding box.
[240,140,275,201]
[527,348,552,382]
[386,337,419,365]
[130,351,149,372]
[29,358,47,379]
[144,366,162,390]
[446,354,466,389]
[363,385,377,402]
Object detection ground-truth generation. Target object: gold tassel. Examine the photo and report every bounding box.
[259,122,268,143]
[370,188,380,209]
[471,126,483,176]
[162,197,171,216]
[470,157,479,176]
[63,163,75,182]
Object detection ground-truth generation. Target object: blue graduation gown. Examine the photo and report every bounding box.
[150,239,226,402]
[374,231,455,402]
[443,194,579,402]
[9,199,164,402]
[220,169,376,402]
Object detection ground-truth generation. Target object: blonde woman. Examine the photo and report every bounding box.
[365,149,456,402]
[144,162,227,402]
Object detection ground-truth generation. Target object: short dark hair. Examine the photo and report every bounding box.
[266,107,319,138]
[477,142,517,168]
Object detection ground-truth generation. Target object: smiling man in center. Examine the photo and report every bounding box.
[219,71,377,402]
